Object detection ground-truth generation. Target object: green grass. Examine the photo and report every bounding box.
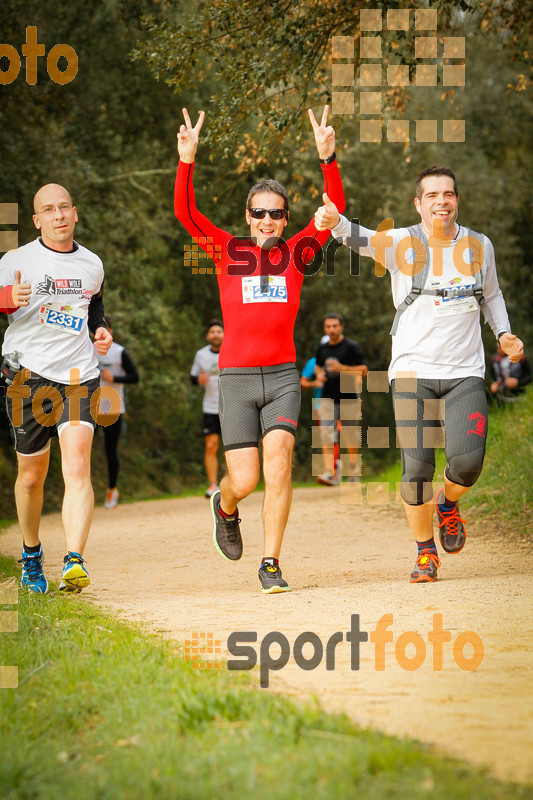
[1,556,532,800]
[461,389,532,533]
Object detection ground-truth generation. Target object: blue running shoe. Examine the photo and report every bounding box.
[19,546,48,594]
[59,552,90,593]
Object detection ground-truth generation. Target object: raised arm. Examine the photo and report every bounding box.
[308,105,335,161]
[308,106,344,217]
[177,107,205,164]
[174,108,230,254]
[287,106,345,263]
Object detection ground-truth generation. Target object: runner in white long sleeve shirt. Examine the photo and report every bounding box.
[314,166,524,583]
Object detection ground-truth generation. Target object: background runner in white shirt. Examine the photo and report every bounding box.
[190,320,224,498]
[96,314,139,509]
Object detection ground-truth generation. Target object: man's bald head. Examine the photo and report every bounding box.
[33,183,73,213]
[32,184,78,252]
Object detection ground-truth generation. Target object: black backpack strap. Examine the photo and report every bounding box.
[389,224,429,335]
[389,225,487,335]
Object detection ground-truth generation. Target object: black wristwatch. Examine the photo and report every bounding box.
[319,152,336,165]
[497,331,510,341]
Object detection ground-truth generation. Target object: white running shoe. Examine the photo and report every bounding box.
[104,488,120,509]
[317,472,339,486]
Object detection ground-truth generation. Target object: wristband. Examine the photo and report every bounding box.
[497,331,510,341]
[319,152,336,165]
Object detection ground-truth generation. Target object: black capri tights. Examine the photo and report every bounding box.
[392,376,487,506]
[103,415,122,488]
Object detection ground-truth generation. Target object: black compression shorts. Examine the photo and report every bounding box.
[218,362,301,451]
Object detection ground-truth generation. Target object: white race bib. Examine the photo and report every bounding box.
[430,277,478,317]
[242,276,287,303]
[38,302,86,335]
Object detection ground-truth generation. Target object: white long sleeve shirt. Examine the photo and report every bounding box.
[331,216,510,381]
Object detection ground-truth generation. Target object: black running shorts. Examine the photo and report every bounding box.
[202,412,222,437]
[6,372,100,455]
[219,363,301,451]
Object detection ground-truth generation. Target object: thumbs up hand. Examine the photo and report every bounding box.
[314,193,341,231]
[11,271,32,307]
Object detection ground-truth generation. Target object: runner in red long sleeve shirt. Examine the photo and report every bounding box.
[175,106,345,593]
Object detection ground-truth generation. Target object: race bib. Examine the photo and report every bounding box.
[39,302,86,335]
[430,277,478,318]
[242,275,288,303]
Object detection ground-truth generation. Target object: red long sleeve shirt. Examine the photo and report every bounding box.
[174,160,345,368]
[0,285,16,313]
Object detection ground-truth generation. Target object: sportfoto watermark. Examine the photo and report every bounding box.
[0,26,78,85]
[185,224,484,279]
[185,614,484,688]
[6,368,121,427]
[0,578,18,689]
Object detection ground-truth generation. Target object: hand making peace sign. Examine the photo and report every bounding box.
[177,108,205,164]
[308,105,336,161]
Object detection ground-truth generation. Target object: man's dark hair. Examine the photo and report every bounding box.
[104,313,112,329]
[323,312,344,325]
[207,318,223,331]
[246,179,289,211]
[415,166,458,199]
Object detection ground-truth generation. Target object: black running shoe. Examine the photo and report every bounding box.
[436,489,466,553]
[258,560,291,594]
[210,490,243,561]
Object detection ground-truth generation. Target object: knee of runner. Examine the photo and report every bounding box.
[400,479,434,506]
[205,437,219,454]
[446,451,484,488]
[401,460,435,505]
[229,471,259,497]
[17,465,47,492]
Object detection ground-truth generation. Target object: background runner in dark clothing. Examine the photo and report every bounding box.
[315,313,367,485]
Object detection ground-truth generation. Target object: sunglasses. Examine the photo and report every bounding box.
[248,208,288,220]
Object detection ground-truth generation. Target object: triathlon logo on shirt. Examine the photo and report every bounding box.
[36,274,83,296]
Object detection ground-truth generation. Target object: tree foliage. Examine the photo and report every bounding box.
[134,0,532,158]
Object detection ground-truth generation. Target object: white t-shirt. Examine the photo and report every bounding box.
[190,345,220,414]
[0,238,104,384]
[97,342,126,414]
[331,217,510,381]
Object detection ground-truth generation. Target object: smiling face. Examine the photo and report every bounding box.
[32,184,78,252]
[414,175,459,238]
[245,191,288,249]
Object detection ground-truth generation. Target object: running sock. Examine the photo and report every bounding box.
[217,502,236,520]
[417,537,438,556]
[261,557,279,568]
[439,496,457,513]
[23,543,41,554]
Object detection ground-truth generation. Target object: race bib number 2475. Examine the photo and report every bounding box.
[242,276,288,304]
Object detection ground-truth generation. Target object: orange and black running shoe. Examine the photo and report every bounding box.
[410,550,441,583]
[436,489,466,553]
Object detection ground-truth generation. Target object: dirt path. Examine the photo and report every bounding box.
[2,487,532,783]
